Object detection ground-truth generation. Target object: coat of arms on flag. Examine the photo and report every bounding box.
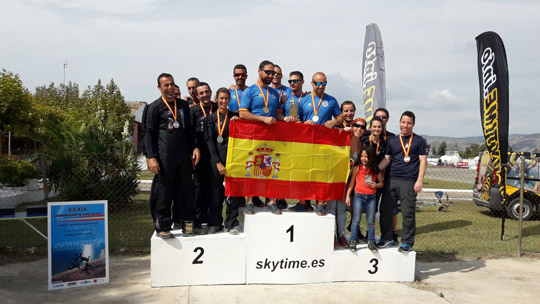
[245,144,280,178]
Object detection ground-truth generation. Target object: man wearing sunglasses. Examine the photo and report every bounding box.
[299,72,343,129]
[228,64,248,113]
[281,71,305,118]
[271,64,292,105]
[239,60,293,215]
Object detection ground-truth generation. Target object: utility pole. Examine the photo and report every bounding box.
[63,59,68,85]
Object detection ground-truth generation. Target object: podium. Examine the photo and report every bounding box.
[151,211,416,286]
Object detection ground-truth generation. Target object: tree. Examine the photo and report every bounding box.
[437,141,447,156]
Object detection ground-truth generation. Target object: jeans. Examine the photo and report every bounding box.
[326,200,346,237]
[350,193,377,242]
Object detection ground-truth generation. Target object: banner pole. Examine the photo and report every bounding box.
[517,156,525,257]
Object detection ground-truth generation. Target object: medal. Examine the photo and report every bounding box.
[173,121,180,129]
[256,81,270,115]
[311,93,324,123]
[290,92,302,117]
[399,133,414,164]
[263,106,270,114]
[216,110,228,144]
[162,96,179,129]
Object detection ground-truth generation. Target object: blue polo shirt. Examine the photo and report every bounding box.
[228,87,245,112]
[282,92,305,117]
[298,93,341,124]
[386,132,428,181]
[273,85,292,102]
[239,84,280,119]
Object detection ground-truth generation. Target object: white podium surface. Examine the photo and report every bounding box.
[151,230,246,287]
[332,243,416,282]
[245,212,335,284]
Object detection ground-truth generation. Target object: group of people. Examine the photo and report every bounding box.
[143,60,428,253]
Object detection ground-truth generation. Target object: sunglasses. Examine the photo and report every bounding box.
[353,124,366,130]
[288,79,302,84]
[313,81,327,86]
[263,70,276,76]
[376,115,388,119]
[275,72,282,76]
[234,73,247,77]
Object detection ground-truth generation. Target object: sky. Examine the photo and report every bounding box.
[1,0,539,137]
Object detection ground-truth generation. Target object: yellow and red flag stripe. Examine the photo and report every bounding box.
[225,120,350,201]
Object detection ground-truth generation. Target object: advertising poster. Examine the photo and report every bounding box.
[48,200,109,290]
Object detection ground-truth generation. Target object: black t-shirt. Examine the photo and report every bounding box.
[385,132,428,181]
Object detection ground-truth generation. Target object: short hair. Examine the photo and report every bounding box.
[196,81,211,92]
[374,107,389,118]
[186,77,200,84]
[400,110,416,123]
[370,116,383,127]
[289,71,303,79]
[174,84,180,89]
[233,64,247,73]
[341,100,356,111]
[274,64,281,71]
[157,73,173,86]
[259,60,274,70]
[215,87,230,99]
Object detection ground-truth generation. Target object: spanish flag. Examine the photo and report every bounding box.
[225,120,350,201]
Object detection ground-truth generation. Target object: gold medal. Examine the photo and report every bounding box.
[289,103,298,117]
[256,81,270,115]
[263,106,270,114]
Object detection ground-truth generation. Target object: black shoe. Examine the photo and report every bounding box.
[316,204,327,216]
[276,199,288,209]
[349,240,358,252]
[252,197,265,207]
[376,239,394,248]
[158,231,173,239]
[368,241,378,252]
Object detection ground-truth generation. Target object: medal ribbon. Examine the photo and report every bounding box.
[256,81,269,110]
[311,93,324,118]
[399,133,414,159]
[291,92,303,105]
[234,88,243,107]
[217,110,228,138]
[199,102,213,117]
[370,135,380,155]
[161,97,177,122]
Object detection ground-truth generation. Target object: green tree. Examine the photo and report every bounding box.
[437,141,447,156]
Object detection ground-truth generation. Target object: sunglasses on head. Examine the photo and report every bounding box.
[376,115,388,119]
[234,73,247,77]
[263,70,276,76]
[313,81,327,86]
[353,124,366,129]
[288,79,302,84]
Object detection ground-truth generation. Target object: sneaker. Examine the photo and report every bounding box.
[316,204,327,216]
[268,203,282,215]
[158,231,173,239]
[288,202,313,212]
[229,226,240,235]
[338,235,349,248]
[334,236,339,249]
[368,241,378,252]
[393,232,399,244]
[349,240,358,252]
[244,203,255,215]
[376,238,394,248]
[208,226,223,234]
[276,199,288,209]
[398,244,412,252]
[252,197,265,207]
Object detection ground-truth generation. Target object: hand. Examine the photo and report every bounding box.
[304,120,314,126]
[216,162,226,176]
[230,116,239,121]
[228,84,235,90]
[346,198,351,207]
[147,158,160,175]
[343,126,352,132]
[324,119,337,129]
[414,180,423,193]
[262,116,276,125]
[192,148,200,168]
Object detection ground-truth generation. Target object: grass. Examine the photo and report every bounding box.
[138,170,154,180]
[2,188,539,265]
[423,179,473,190]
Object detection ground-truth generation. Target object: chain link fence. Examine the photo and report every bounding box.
[1,159,539,265]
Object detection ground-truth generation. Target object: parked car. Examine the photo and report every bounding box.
[473,151,540,220]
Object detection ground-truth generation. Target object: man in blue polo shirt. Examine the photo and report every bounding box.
[282,71,305,119]
[239,60,296,215]
[271,64,292,105]
[378,111,428,252]
[299,72,343,128]
[228,64,248,113]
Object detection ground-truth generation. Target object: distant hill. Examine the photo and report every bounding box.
[423,134,540,153]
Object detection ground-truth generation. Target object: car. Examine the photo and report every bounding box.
[473,151,540,220]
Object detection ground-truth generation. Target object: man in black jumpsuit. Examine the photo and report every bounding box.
[145,73,200,239]
[190,82,218,233]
